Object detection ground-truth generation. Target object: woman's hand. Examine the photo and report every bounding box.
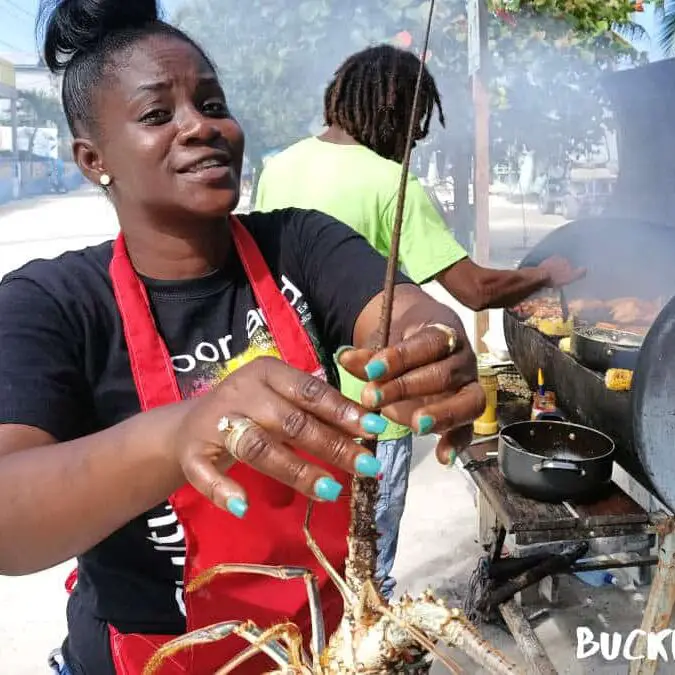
[339,322,485,466]
[171,357,389,518]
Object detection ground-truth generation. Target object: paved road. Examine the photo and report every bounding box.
[0,190,650,674]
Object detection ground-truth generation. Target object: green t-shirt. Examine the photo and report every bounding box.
[255,136,468,440]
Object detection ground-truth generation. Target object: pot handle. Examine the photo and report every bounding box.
[535,409,567,422]
[533,459,586,476]
[609,349,639,371]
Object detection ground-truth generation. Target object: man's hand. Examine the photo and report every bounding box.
[538,255,586,288]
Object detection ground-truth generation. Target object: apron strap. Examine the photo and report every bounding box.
[110,238,182,412]
[229,216,323,377]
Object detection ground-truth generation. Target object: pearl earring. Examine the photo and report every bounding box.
[99,174,112,187]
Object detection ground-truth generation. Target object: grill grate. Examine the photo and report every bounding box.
[495,363,532,402]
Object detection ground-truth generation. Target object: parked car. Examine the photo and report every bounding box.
[538,166,616,219]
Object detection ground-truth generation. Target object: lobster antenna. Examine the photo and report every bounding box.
[347,0,438,595]
[376,0,437,349]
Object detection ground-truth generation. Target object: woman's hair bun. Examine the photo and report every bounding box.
[38,0,161,73]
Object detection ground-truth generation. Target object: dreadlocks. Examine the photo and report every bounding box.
[324,44,445,163]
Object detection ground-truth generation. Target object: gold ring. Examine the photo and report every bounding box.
[429,323,458,351]
[217,416,258,459]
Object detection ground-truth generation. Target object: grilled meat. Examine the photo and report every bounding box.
[606,297,662,326]
[515,295,661,331]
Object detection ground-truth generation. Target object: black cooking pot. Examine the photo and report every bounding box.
[498,420,615,503]
[571,325,643,372]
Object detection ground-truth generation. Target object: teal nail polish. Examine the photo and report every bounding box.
[314,477,344,502]
[447,450,457,467]
[417,415,435,436]
[361,413,388,435]
[368,388,383,407]
[226,497,249,519]
[365,359,387,381]
[355,453,382,478]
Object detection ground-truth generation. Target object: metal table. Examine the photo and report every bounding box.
[464,432,675,675]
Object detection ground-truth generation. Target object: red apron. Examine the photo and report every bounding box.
[77,216,350,674]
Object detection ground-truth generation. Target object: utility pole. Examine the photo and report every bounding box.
[468,0,490,353]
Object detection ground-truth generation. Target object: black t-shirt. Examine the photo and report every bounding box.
[0,208,409,674]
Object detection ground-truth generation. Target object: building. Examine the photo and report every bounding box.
[0,52,65,160]
[0,56,18,201]
[0,54,80,201]
[0,52,61,126]
[0,52,60,97]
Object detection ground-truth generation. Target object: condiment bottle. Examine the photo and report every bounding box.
[473,365,499,435]
[531,368,557,419]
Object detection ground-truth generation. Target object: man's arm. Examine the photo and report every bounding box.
[436,259,548,311]
[436,256,584,311]
[390,180,584,311]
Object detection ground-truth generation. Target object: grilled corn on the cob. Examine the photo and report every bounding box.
[605,368,633,392]
[526,316,573,337]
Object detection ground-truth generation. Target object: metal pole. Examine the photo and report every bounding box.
[471,0,490,353]
[10,96,19,199]
[10,97,17,154]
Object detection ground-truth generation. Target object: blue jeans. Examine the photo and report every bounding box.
[48,649,72,675]
[374,434,414,600]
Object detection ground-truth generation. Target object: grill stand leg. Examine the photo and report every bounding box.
[487,518,558,674]
[629,517,675,675]
[499,600,558,675]
[478,491,500,550]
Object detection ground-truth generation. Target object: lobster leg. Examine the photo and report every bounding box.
[304,501,356,605]
[397,593,522,675]
[141,620,290,675]
[187,562,325,665]
[212,622,311,675]
[361,581,462,675]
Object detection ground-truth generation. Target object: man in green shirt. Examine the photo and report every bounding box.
[255,44,582,599]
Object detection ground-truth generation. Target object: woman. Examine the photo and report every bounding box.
[256,43,583,601]
[0,1,484,674]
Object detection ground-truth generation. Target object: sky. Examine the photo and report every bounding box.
[0,0,667,61]
[0,0,183,57]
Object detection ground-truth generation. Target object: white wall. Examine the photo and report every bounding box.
[0,125,58,158]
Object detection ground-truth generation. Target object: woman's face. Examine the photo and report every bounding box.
[79,34,245,220]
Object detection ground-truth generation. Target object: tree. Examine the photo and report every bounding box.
[173,0,648,194]
[171,0,652,251]
[652,0,675,55]
[488,13,645,162]
[489,0,647,34]
[174,0,333,173]
[12,90,68,158]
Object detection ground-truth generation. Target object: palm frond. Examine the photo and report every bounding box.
[659,9,675,55]
[613,21,648,43]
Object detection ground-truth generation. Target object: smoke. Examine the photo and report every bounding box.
[173,1,648,173]
[172,0,675,294]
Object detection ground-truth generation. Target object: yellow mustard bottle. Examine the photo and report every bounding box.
[474,365,499,435]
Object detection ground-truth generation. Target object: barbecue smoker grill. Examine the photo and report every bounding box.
[504,59,675,512]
